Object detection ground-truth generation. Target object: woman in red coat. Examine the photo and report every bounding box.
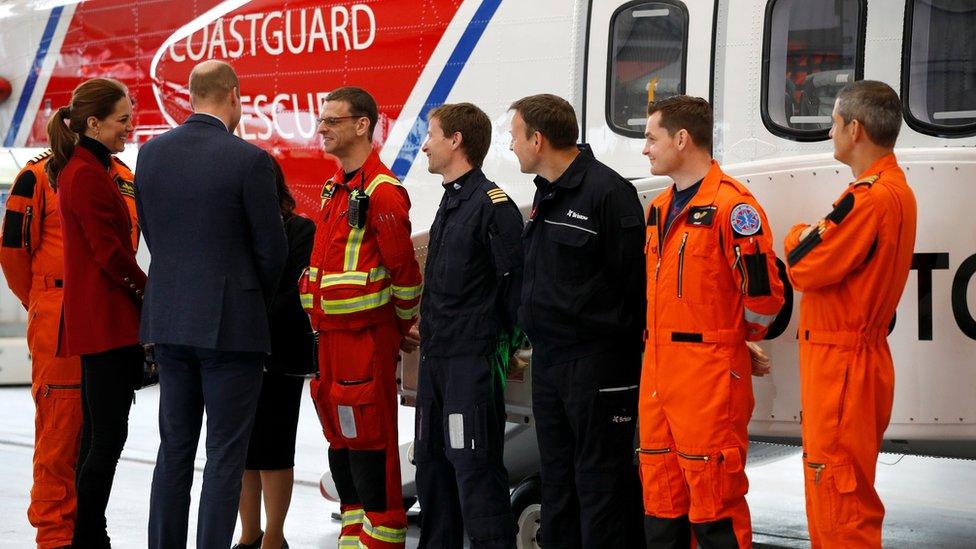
[47,78,146,548]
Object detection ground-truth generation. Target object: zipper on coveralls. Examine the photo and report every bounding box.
[43,383,80,397]
[676,232,688,297]
[732,244,747,294]
[23,206,33,252]
[636,447,671,455]
[676,450,710,462]
[807,461,826,484]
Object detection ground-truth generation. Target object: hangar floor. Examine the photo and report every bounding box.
[0,384,973,548]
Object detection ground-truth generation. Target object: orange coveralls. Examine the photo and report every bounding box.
[0,150,138,549]
[300,150,422,548]
[784,153,916,548]
[640,161,784,548]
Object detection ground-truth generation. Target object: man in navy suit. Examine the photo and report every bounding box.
[135,60,287,549]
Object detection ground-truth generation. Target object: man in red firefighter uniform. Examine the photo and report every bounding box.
[639,96,784,548]
[784,81,916,549]
[301,87,422,548]
[0,149,138,549]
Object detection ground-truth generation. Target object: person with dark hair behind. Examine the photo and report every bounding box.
[47,77,147,548]
[233,159,315,549]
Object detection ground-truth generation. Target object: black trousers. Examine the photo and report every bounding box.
[531,348,644,549]
[415,354,516,548]
[72,344,143,549]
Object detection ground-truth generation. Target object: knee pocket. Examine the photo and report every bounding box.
[27,481,69,525]
[443,401,488,470]
[637,450,686,516]
[331,379,385,447]
[677,447,746,520]
[804,460,859,531]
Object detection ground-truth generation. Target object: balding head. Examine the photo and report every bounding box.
[189,60,239,105]
[188,60,242,131]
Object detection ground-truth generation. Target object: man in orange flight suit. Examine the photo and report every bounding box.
[0,149,138,549]
[300,87,422,548]
[784,81,916,548]
[639,96,784,548]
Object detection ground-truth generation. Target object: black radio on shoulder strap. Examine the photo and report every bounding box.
[348,171,369,229]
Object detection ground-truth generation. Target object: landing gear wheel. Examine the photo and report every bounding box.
[510,475,542,549]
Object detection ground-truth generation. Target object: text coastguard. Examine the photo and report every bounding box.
[784,81,916,549]
[0,147,137,548]
[639,95,785,548]
[409,103,524,548]
[300,87,422,549]
[510,94,646,548]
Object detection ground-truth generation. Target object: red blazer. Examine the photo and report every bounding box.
[57,142,145,356]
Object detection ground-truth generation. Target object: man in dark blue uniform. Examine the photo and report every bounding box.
[410,102,523,548]
[509,94,646,549]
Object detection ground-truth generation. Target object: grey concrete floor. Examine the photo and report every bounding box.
[1,384,974,548]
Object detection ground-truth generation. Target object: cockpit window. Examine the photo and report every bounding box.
[903,0,976,137]
[761,0,866,141]
[607,1,689,138]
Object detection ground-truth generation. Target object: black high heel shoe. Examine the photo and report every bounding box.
[231,531,264,549]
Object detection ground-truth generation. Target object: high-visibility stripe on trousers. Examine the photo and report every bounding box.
[310,322,406,549]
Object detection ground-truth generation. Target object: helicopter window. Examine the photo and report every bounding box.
[761,0,866,141]
[607,0,689,138]
[903,0,976,137]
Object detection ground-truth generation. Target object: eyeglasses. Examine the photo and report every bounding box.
[316,115,364,127]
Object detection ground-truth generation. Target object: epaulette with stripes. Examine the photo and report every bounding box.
[486,187,509,205]
[852,174,879,188]
[27,149,53,165]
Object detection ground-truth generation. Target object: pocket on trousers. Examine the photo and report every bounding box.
[719,447,748,502]
[443,401,488,470]
[804,461,860,533]
[677,452,720,519]
[310,378,337,441]
[330,379,383,447]
[827,463,859,529]
[637,451,677,515]
[27,481,68,526]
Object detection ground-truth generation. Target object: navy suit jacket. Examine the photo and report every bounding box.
[135,114,287,353]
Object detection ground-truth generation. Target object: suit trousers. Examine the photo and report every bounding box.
[72,344,142,549]
[148,345,264,549]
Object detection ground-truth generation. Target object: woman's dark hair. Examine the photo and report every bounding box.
[45,78,128,186]
[270,155,296,218]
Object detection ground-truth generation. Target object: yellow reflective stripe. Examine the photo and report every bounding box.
[364,173,401,196]
[300,293,313,308]
[320,267,392,288]
[341,509,365,528]
[391,283,422,300]
[362,516,406,544]
[308,266,319,283]
[321,271,369,288]
[369,266,390,282]
[344,227,365,271]
[321,288,392,314]
[339,536,360,547]
[395,304,419,320]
